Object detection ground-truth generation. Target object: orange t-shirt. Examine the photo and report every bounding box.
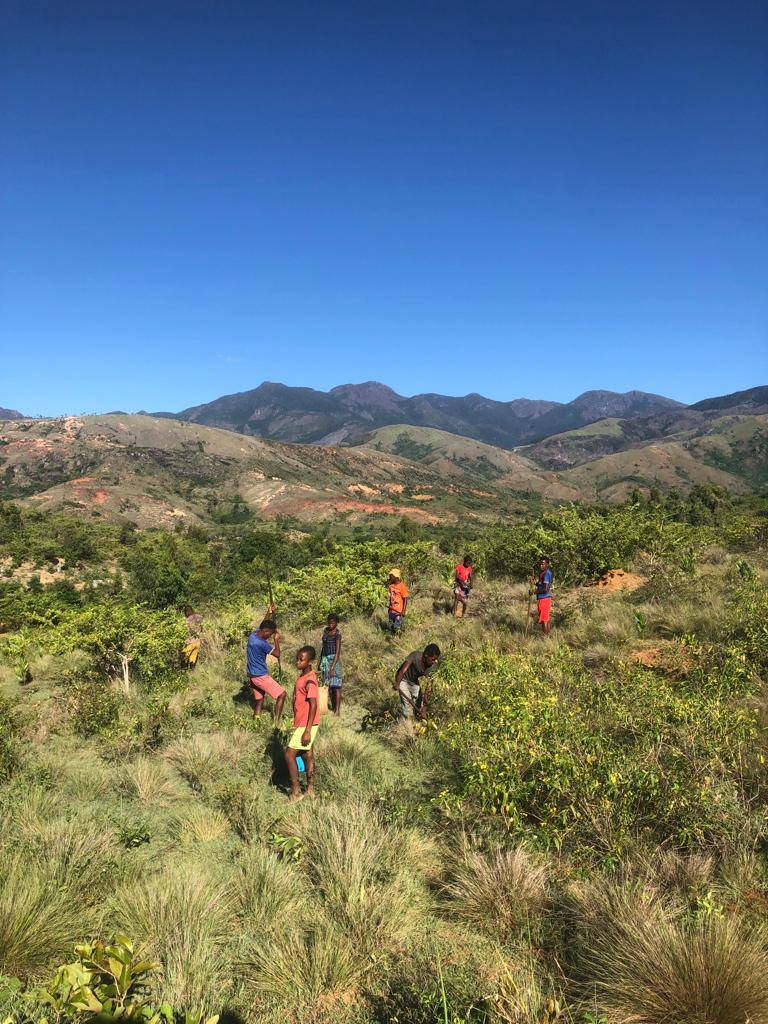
[388,581,409,614]
[293,670,320,727]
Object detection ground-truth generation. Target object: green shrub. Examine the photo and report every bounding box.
[44,603,187,688]
[67,680,122,736]
[477,504,702,584]
[274,540,437,625]
[435,644,761,854]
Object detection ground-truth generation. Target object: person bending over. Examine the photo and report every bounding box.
[394,644,441,719]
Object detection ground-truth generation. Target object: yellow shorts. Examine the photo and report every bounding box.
[288,725,319,751]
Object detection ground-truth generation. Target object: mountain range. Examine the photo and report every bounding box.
[155,382,687,449]
[0,384,765,529]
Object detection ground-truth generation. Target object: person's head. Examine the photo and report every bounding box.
[462,556,473,568]
[423,643,441,668]
[183,605,194,617]
[296,645,316,671]
[388,568,402,584]
[258,618,277,639]
[539,557,550,571]
[326,613,339,630]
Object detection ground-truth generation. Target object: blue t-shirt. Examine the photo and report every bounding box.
[537,569,552,599]
[246,633,274,677]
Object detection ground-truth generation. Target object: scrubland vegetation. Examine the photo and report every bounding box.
[0,485,767,1023]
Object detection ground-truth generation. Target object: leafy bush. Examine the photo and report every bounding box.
[274,539,436,625]
[32,935,219,1023]
[436,644,761,854]
[67,680,122,736]
[477,504,701,584]
[44,604,187,689]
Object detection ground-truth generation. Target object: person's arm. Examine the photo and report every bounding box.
[394,658,409,691]
[331,634,341,672]
[271,632,281,659]
[402,596,409,616]
[302,697,317,746]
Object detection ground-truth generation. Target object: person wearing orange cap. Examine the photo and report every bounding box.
[386,568,409,633]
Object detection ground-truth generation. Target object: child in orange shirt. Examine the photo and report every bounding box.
[387,568,409,633]
[285,645,320,801]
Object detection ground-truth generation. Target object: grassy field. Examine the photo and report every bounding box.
[0,493,767,1023]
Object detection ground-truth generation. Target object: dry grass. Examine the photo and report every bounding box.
[316,724,407,799]
[241,923,368,1024]
[125,755,185,804]
[164,733,232,790]
[0,854,83,978]
[443,841,549,938]
[114,865,233,1012]
[169,804,232,844]
[233,843,309,932]
[293,798,433,954]
[25,817,117,899]
[573,880,768,1024]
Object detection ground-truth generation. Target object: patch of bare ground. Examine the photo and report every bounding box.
[585,568,647,593]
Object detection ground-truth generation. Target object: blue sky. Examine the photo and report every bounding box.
[2,0,766,416]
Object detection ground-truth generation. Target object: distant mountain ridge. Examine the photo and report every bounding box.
[0,407,24,420]
[161,382,685,449]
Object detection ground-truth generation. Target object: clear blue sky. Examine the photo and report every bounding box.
[2,0,766,416]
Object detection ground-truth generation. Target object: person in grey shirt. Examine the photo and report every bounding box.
[394,644,441,719]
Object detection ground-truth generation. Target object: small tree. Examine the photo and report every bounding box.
[47,604,186,693]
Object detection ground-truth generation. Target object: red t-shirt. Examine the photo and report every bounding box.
[293,670,320,728]
[455,563,472,584]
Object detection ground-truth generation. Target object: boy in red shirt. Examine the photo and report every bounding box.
[452,556,474,617]
[285,645,320,801]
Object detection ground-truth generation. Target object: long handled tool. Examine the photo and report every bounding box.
[524,578,534,637]
[265,569,282,675]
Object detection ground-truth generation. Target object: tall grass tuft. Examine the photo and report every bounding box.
[294,799,433,954]
[164,733,229,791]
[0,854,83,978]
[233,843,308,932]
[169,804,231,844]
[574,880,768,1024]
[317,726,407,801]
[125,755,184,804]
[443,842,549,938]
[25,818,117,899]
[114,865,233,1012]
[242,923,367,1023]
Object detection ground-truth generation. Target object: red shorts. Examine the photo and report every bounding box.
[537,598,552,623]
[249,674,285,701]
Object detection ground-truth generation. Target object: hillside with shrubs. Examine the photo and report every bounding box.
[0,484,767,1023]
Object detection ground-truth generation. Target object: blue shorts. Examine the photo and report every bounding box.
[388,611,403,631]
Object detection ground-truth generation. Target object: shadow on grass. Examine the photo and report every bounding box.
[265,729,290,791]
[218,1010,247,1024]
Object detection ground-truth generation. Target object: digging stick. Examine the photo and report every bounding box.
[524,579,534,637]
[265,570,282,675]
